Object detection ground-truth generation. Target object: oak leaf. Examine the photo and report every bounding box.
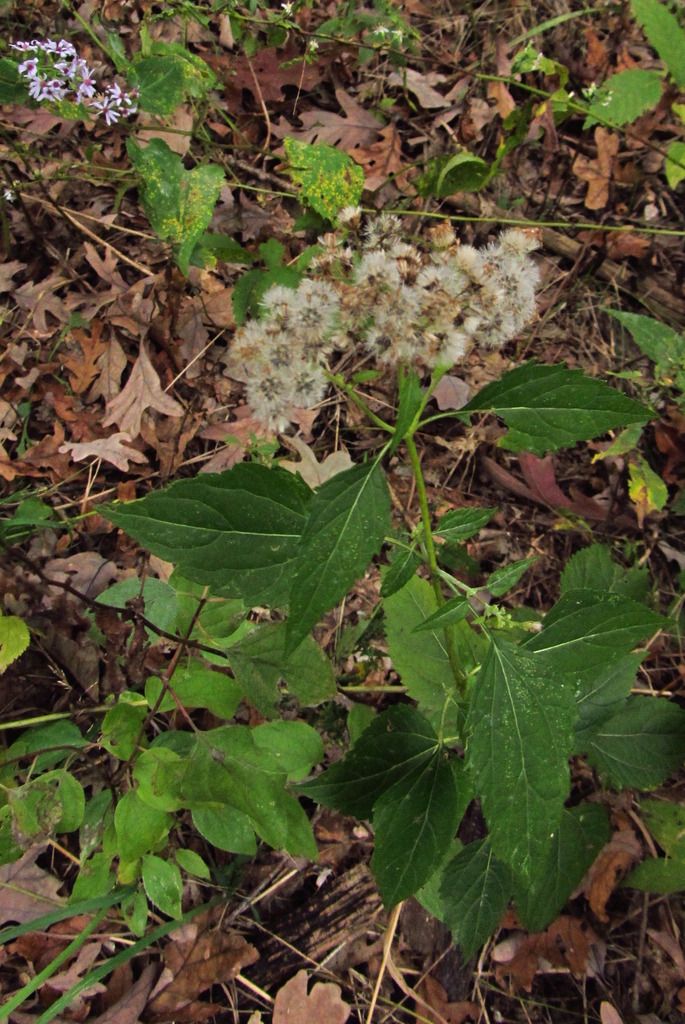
[274,88,381,151]
[351,124,404,191]
[88,337,128,404]
[573,127,619,210]
[272,970,350,1024]
[59,433,149,472]
[280,436,353,488]
[62,323,108,395]
[103,343,183,439]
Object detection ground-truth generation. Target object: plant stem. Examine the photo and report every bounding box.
[404,433,467,694]
[329,374,394,434]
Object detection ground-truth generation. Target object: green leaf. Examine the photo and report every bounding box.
[4,721,86,776]
[189,232,253,270]
[584,69,663,128]
[513,804,610,932]
[467,638,576,879]
[232,265,302,325]
[581,696,685,789]
[104,464,312,608]
[347,703,377,745]
[174,848,211,880]
[486,556,537,598]
[523,589,665,672]
[412,594,470,633]
[192,807,256,855]
[0,614,30,673]
[372,757,465,906]
[300,705,440,818]
[252,721,323,781]
[435,507,497,543]
[101,698,148,761]
[126,138,224,275]
[71,853,115,902]
[134,748,187,812]
[631,0,685,87]
[574,653,645,733]
[131,44,216,114]
[283,138,365,222]
[96,578,178,637]
[417,152,491,197]
[624,856,685,894]
[461,363,650,455]
[227,622,335,715]
[605,310,685,381]
[628,455,669,517]
[384,576,464,734]
[8,770,84,840]
[439,840,513,956]
[142,855,183,918]
[146,663,242,720]
[639,798,685,858]
[390,369,424,454]
[560,545,650,604]
[114,791,172,862]
[286,462,391,652]
[380,545,421,598]
[665,141,685,188]
[0,58,29,104]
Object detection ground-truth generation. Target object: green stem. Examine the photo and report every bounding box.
[405,434,467,694]
[329,374,395,434]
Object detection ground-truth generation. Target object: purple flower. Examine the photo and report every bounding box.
[18,57,39,77]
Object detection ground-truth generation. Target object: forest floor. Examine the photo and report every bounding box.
[0,0,684,1022]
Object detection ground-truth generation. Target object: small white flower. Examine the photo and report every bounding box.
[281,1,294,13]
[308,39,319,52]
[3,188,16,203]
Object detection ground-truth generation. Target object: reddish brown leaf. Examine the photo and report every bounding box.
[272,970,351,1024]
[62,323,109,395]
[274,88,381,151]
[91,963,158,1024]
[0,846,64,927]
[221,46,327,104]
[416,975,479,1023]
[494,916,599,991]
[582,828,641,923]
[573,127,619,210]
[351,124,404,192]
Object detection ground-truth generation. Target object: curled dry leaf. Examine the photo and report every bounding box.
[103,343,183,439]
[573,127,619,211]
[272,970,351,1024]
[580,827,641,923]
[493,916,600,991]
[60,433,148,473]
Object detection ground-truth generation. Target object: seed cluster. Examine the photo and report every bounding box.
[225,215,541,431]
[11,39,138,125]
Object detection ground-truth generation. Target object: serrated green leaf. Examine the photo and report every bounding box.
[384,576,465,734]
[486,556,537,598]
[524,589,664,672]
[192,806,256,854]
[8,770,84,841]
[0,614,30,674]
[461,363,650,454]
[190,232,253,270]
[126,138,224,275]
[624,856,685,894]
[372,757,464,906]
[174,848,211,880]
[142,855,183,918]
[665,141,685,188]
[631,0,685,87]
[380,545,421,598]
[513,804,610,932]
[581,696,685,789]
[284,138,365,221]
[114,791,172,861]
[300,705,439,818]
[286,462,391,653]
[467,638,576,880]
[412,595,470,633]
[574,652,645,733]
[605,309,685,381]
[439,840,513,956]
[134,748,187,812]
[435,507,497,543]
[560,545,650,603]
[585,69,663,128]
[131,56,185,114]
[389,368,424,454]
[104,464,312,608]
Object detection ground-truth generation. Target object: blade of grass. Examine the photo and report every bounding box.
[0,886,134,945]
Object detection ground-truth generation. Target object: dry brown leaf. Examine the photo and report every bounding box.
[272,970,351,1024]
[493,916,599,991]
[62,323,108,395]
[90,963,158,1024]
[605,233,651,260]
[0,259,26,293]
[582,828,641,922]
[432,375,470,410]
[224,46,326,103]
[351,124,404,191]
[14,275,72,339]
[88,337,128,404]
[600,1002,625,1024]
[103,343,183,438]
[0,846,64,926]
[274,88,381,151]
[44,551,119,600]
[137,106,195,156]
[388,68,449,109]
[59,433,149,472]
[416,976,479,1024]
[280,437,353,487]
[573,127,619,210]
[146,921,258,1023]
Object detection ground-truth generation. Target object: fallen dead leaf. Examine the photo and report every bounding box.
[146,919,258,1023]
[0,845,64,926]
[493,916,599,991]
[573,127,619,210]
[432,375,470,410]
[388,68,450,109]
[272,970,351,1024]
[416,975,479,1024]
[103,343,184,439]
[62,323,108,395]
[600,1002,625,1024]
[351,124,404,192]
[280,436,353,488]
[582,827,642,922]
[90,963,158,1024]
[59,433,149,473]
[274,88,381,151]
